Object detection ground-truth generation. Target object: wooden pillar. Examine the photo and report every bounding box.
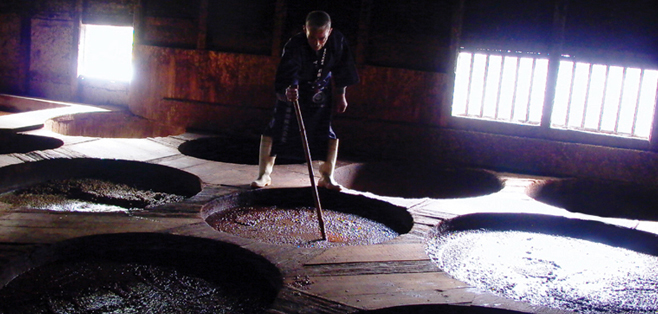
[70,0,83,102]
[19,11,32,95]
[440,0,465,127]
[271,0,287,57]
[133,0,145,45]
[650,86,658,150]
[355,0,373,66]
[197,0,208,50]
[540,0,568,132]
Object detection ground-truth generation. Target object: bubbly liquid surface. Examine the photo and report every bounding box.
[0,259,268,314]
[0,178,185,212]
[426,230,658,313]
[206,206,399,247]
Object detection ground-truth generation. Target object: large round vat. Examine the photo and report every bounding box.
[0,233,282,313]
[46,111,185,138]
[426,213,658,313]
[202,187,414,247]
[334,162,504,198]
[0,133,63,154]
[359,304,525,314]
[527,177,658,220]
[0,158,201,212]
[178,135,302,165]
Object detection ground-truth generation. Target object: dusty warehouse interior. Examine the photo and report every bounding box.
[0,0,658,313]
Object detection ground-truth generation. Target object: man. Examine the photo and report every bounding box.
[251,10,359,190]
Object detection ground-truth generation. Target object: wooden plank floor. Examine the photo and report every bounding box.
[0,107,654,313]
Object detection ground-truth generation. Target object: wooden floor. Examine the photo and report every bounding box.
[1,102,656,313]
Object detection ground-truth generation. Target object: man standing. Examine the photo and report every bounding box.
[251,10,359,190]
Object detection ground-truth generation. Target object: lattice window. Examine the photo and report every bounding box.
[452,49,658,140]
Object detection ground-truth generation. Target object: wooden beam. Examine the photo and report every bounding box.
[355,0,373,65]
[19,11,32,95]
[271,0,287,57]
[197,0,208,50]
[440,0,465,127]
[540,0,569,132]
[132,0,145,45]
[70,0,83,102]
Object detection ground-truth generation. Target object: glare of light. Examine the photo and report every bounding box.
[617,68,642,134]
[482,55,502,119]
[634,70,658,138]
[567,62,591,128]
[78,24,134,82]
[498,56,519,121]
[452,52,472,116]
[453,51,658,138]
[599,66,625,132]
[467,54,488,116]
[513,57,534,122]
[552,60,574,127]
[528,58,548,123]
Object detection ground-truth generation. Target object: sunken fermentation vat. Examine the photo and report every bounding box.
[178,135,302,165]
[359,304,525,314]
[527,177,658,221]
[426,213,658,313]
[46,111,185,138]
[0,133,63,154]
[334,162,504,198]
[202,187,414,247]
[0,158,201,211]
[0,233,282,313]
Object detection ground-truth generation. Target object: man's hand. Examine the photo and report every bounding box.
[335,93,348,113]
[285,85,299,102]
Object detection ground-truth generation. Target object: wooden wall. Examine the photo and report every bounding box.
[2,0,658,184]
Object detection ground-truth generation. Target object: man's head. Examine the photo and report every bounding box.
[304,11,332,51]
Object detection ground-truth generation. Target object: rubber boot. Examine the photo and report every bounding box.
[251,135,276,188]
[318,138,343,191]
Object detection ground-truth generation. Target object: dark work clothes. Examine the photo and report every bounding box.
[263,29,359,161]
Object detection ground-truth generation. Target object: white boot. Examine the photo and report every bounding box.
[251,135,276,188]
[318,138,343,191]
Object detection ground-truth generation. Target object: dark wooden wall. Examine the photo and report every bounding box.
[2,0,658,185]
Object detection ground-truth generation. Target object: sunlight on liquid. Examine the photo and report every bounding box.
[427,229,658,313]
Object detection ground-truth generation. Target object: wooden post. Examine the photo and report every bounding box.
[355,0,373,65]
[540,0,569,132]
[70,0,83,102]
[133,0,145,46]
[19,11,32,94]
[441,0,465,127]
[271,0,287,57]
[197,0,208,50]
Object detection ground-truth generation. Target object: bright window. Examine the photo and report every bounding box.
[77,24,134,82]
[551,60,658,139]
[452,50,548,125]
[452,49,658,140]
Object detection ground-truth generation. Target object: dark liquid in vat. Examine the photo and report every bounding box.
[427,230,658,313]
[0,259,267,313]
[206,206,398,247]
[0,178,186,212]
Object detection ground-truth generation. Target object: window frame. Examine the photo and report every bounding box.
[445,0,658,152]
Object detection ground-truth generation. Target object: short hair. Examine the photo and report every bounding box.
[305,11,331,29]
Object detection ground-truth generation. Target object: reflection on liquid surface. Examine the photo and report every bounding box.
[427,230,658,313]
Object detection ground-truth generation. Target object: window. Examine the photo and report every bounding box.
[452,0,658,144]
[452,49,548,126]
[551,59,658,139]
[452,50,658,140]
[77,24,134,82]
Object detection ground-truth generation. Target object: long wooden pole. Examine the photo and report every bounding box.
[291,96,327,241]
